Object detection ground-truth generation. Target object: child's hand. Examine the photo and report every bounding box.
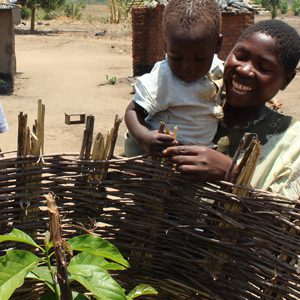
[140,130,178,154]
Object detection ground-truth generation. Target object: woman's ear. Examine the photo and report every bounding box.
[164,42,168,59]
[215,34,223,54]
[280,70,296,90]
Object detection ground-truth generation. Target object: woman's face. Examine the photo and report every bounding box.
[224,32,293,108]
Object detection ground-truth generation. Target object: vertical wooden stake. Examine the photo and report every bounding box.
[80,115,95,160]
[107,114,122,160]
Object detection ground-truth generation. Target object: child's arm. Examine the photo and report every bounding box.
[125,100,177,154]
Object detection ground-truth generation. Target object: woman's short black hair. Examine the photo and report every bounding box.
[239,19,300,73]
[163,0,221,39]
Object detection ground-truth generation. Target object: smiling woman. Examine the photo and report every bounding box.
[163,19,300,200]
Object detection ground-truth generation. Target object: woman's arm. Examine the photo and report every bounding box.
[125,101,176,154]
[163,145,233,181]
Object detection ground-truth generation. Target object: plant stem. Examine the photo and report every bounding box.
[45,250,61,300]
[46,193,72,300]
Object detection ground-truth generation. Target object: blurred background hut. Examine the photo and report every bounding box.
[0,1,20,94]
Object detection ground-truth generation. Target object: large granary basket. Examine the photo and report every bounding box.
[1,152,300,299]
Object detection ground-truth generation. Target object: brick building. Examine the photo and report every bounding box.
[0,3,17,94]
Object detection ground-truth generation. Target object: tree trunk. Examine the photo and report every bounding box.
[30,6,35,33]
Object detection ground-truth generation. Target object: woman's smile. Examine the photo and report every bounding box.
[232,79,253,94]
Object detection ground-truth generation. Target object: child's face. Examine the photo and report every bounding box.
[165,26,221,83]
[224,32,294,108]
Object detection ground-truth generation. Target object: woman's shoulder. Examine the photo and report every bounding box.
[214,106,296,157]
[260,107,294,133]
[241,107,295,146]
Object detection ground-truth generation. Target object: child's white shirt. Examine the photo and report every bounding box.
[133,55,223,147]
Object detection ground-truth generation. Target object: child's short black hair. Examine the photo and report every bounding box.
[163,0,221,39]
[239,19,300,73]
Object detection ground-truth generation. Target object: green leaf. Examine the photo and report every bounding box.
[126,284,158,299]
[0,250,40,300]
[68,235,129,267]
[26,266,55,292]
[70,252,125,271]
[72,291,91,300]
[0,228,42,250]
[41,290,90,300]
[68,264,126,300]
[43,231,53,252]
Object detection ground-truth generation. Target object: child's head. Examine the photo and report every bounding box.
[224,19,300,108]
[163,0,222,82]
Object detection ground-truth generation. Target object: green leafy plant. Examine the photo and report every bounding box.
[64,0,85,20]
[261,0,281,18]
[279,0,288,14]
[100,15,111,24]
[19,0,66,33]
[292,0,300,15]
[106,75,117,85]
[43,10,60,20]
[0,79,6,86]
[108,0,137,23]
[0,228,158,300]
[85,14,100,24]
[21,7,31,19]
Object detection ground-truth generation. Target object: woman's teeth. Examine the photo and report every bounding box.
[232,80,252,95]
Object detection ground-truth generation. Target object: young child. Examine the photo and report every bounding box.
[163,19,300,199]
[124,0,223,157]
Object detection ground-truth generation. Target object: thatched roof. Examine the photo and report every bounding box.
[0,1,17,10]
[218,0,256,13]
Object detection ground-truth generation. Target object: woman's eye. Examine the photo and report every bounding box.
[235,53,247,61]
[258,64,271,73]
[195,57,205,62]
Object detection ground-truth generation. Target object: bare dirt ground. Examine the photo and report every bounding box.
[1,6,300,155]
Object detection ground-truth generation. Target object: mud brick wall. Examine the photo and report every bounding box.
[131,5,165,77]
[0,8,16,93]
[131,7,254,76]
[219,12,255,60]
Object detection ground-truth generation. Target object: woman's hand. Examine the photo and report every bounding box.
[163,145,233,181]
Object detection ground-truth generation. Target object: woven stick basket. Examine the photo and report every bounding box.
[1,104,300,299]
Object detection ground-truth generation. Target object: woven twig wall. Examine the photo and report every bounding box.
[0,154,300,300]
